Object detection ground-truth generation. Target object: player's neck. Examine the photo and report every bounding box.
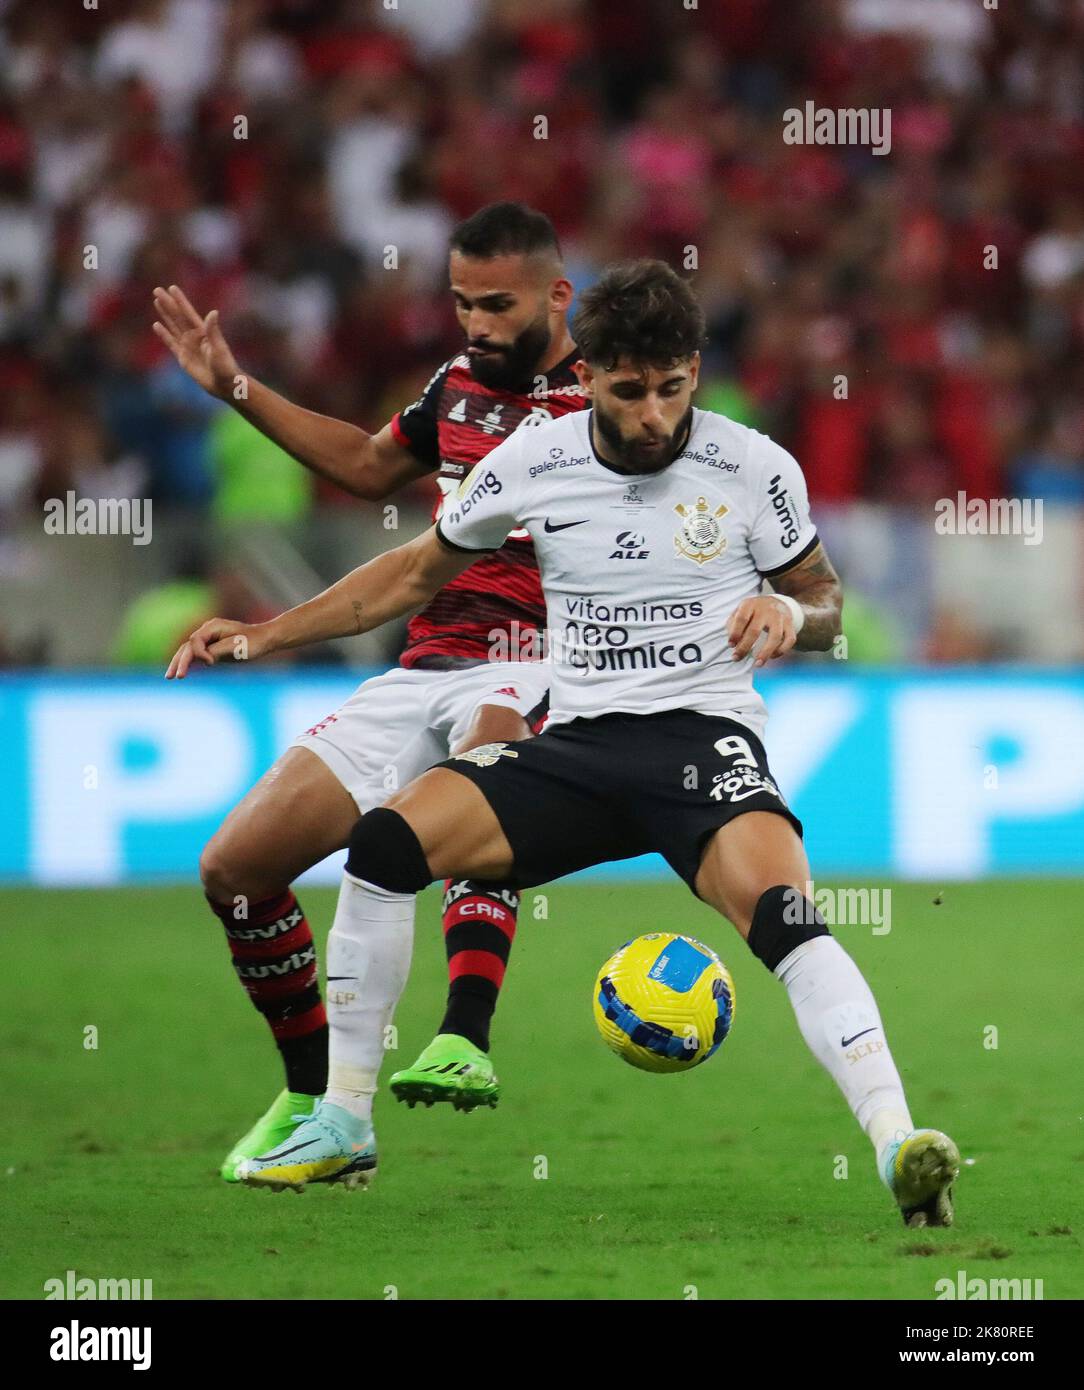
[535,327,577,377]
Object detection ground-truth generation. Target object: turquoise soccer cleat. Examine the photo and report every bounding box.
[882,1128,961,1228]
[236,1101,377,1193]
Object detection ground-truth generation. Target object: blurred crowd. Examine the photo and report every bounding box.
[1,0,1083,662]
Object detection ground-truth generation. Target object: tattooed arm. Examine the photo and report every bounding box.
[727,542,843,666]
[768,542,844,651]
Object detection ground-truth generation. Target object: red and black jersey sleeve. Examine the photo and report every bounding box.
[391,347,588,670]
[389,359,453,471]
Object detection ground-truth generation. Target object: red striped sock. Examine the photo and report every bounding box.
[207,890,328,1094]
[437,880,518,1052]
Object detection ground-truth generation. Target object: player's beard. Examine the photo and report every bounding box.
[466,313,552,391]
[592,401,694,475]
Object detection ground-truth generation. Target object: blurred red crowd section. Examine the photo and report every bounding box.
[0,0,1081,525]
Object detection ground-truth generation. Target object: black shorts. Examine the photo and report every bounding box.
[437,708,802,894]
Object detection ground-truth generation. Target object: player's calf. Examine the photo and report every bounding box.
[206,889,328,1099]
[388,879,518,1110]
[208,884,328,1180]
[344,811,518,1111]
[437,879,518,1052]
[739,883,961,1226]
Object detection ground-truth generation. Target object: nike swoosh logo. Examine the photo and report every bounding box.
[841,1027,877,1047]
[326,976,354,982]
[263,1137,321,1159]
[543,519,588,532]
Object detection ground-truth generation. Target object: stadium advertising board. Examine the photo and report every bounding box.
[3,670,1082,883]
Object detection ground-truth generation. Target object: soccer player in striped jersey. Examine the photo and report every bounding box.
[153,204,585,1180]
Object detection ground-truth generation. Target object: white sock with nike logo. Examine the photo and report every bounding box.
[324,873,415,1123]
[773,936,912,1172]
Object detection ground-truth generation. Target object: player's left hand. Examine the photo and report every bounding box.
[726,595,799,667]
[165,618,273,680]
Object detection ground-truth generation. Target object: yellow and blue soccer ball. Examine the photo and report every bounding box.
[592,932,735,1074]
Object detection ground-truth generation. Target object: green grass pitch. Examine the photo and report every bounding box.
[2,880,1080,1300]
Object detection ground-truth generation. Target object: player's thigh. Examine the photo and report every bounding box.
[450,702,531,755]
[296,669,442,809]
[384,767,516,881]
[441,661,549,755]
[201,746,359,901]
[694,811,811,939]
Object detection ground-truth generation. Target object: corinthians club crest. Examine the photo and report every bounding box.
[453,742,520,768]
[674,496,729,564]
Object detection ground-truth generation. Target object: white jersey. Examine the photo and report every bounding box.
[436,407,818,738]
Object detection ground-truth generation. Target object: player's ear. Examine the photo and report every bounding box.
[687,352,701,391]
[550,277,574,311]
[573,358,594,396]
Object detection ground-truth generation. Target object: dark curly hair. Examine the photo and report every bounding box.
[572,260,706,369]
[449,202,562,261]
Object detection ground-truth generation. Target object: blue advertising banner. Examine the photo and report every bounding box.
[2,669,1082,885]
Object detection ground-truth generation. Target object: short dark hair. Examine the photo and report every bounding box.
[572,260,706,369]
[449,202,562,261]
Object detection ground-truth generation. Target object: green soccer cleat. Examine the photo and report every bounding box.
[882,1128,961,1228]
[389,1033,500,1111]
[219,1089,318,1183]
[236,1101,376,1192]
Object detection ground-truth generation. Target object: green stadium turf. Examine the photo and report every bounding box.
[2,881,1080,1300]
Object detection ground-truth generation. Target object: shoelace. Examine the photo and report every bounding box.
[289,1108,339,1138]
[288,1108,370,1150]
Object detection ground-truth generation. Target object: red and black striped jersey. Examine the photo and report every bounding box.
[390,349,586,668]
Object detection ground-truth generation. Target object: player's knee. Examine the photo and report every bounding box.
[746,884,830,973]
[346,808,433,894]
[199,836,235,903]
[200,835,285,905]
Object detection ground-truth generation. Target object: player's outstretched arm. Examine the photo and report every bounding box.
[728,542,843,666]
[165,528,474,679]
[151,284,431,501]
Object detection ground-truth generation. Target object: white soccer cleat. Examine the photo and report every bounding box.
[882,1128,961,1228]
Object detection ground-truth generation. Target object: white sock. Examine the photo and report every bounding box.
[323,873,415,1123]
[774,936,912,1174]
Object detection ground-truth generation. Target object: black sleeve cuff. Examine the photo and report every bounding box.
[434,520,496,554]
[759,532,820,579]
[390,411,439,470]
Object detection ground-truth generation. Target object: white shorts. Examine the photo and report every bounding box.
[291,662,550,814]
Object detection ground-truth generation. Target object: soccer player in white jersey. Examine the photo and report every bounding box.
[168,260,961,1228]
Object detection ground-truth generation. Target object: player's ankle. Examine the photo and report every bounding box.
[324,1089,373,1124]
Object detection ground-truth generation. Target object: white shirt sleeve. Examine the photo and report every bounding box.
[747,434,819,576]
[435,428,527,553]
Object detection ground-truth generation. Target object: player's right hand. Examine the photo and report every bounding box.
[152,284,243,401]
[166,619,274,680]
